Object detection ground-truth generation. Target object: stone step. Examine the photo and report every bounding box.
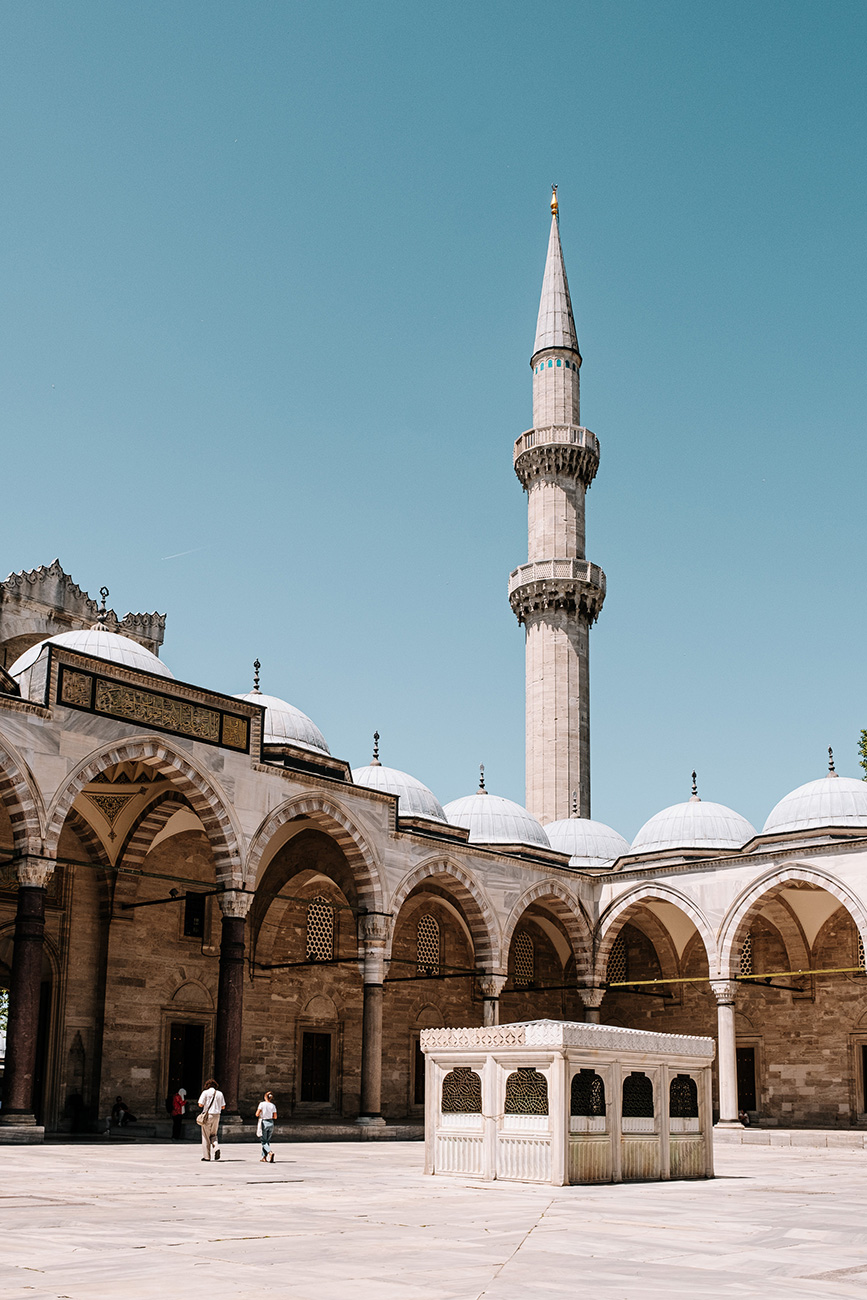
[714,1126,867,1149]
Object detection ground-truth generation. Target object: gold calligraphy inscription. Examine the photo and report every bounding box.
[221,714,248,751]
[60,669,93,708]
[94,680,221,742]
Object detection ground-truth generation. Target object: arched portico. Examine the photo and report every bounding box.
[596,885,718,984]
[388,859,500,971]
[0,732,45,859]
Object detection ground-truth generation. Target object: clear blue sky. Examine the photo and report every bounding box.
[2,1,865,839]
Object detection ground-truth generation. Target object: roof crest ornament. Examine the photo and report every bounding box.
[91,587,110,631]
[252,659,261,694]
[478,763,487,795]
[371,731,381,767]
[828,746,838,778]
[689,770,701,802]
[551,184,558,218]
[571,789,579,818]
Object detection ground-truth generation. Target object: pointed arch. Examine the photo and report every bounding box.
[595,883,717,984]
[44,736,244,880]
[501,880,593,982]
[247,793,384,912]
[0,729,45,857]
[388,858,500,969]
[63,806,112,869]
[117,791,192,871]
[719,864,867,979]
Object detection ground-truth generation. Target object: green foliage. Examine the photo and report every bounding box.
[860,730,867,781]
[0,988,8,1036]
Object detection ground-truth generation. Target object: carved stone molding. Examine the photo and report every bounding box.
[477,974,507,1000]
[578,987,606,1010]
[218,890,253,920]
[14,857,55,889]
[358,912,391,945]
[514,438,599,491]
[421,1020,714,1057]
[710,980,739,1005]
[509,566,606,626]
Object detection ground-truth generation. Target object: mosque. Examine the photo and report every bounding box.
[1,192,866,1141]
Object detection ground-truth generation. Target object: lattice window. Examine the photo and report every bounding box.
[441,1067,482,1113]
[622,1071,654,1118]
[306,896,334,962]
[669,1073,698,1118]
[513,931,534,987]
[738,932,753,978]
[504,1067,549,1115]
[417,914,440,976]
[858,932,865,972]
[571,1069,606,1116]
[607,932,627,984]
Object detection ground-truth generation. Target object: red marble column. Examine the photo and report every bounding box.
[214,909,246,1115]
[1,877,48,1123]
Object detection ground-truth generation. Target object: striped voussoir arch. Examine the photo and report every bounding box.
[0,734,44,858]
[45,738,242,878]
[119,791,190,871]
[389,859,501,969]
[65,806,112,868]
[247,794,384,912]
[501,879,593,981]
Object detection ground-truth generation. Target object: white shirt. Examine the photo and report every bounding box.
[198,1088,225,1115]
[257,1100,277,1121]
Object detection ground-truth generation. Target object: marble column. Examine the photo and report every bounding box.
[710,980,743,1127]
[578,986,605,1024]
[214,890,252,1118]
[0,858,53,1126]
[477,974,507,1027]
[357,913,389,1126]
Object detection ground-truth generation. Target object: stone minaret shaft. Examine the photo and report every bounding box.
[509,191,606,824]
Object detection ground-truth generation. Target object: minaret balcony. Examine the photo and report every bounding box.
[508,559,606,625]
[514,426,600,489]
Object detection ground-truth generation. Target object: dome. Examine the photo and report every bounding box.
[763,774,867,835]
[632,798,756,855]
[443,792,550,849]
[352,763,446,822]
[545,816,631,867]
[10,629,173,695]
[235,690,330,755]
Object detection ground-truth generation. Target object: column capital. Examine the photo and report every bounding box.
[218,889,253,919]
[358,911,391,946]
[710,979,739,1005]
[13,857,54,889]
[477,974,507,1000]
[578,986,606,1010]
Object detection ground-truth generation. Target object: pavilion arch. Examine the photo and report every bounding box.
[595,884,717,985]
[388,858,500,970]
[44,736,244,881]
[0,729,45,858]
[719,865,867,980]
[501,881,593,983]
[246,794,385,914]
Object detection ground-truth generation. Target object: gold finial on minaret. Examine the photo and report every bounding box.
[551,185,558,217]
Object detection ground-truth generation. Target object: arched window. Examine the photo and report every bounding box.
[441,1067,482,1113]
[622,1071,654,1118]
[513,931,534,987]
[738,932,753,978]
[571,1069,606,1116]
[607,932,627,984]
[504,1067,548,1115]
[417,914,440,976]
[306,896,334,962]
[669,1074,699,1119]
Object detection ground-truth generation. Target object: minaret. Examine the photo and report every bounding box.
[509,189,606,824]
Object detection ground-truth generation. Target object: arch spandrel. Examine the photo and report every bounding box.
[388,858,500,969]
[718,864,867,980]
[501,880,593,982]
[44,735,244,881]
[595,883,717,984]
[0,729,46,857]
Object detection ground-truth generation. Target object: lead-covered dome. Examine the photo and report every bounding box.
[352,762,445,822]
[545,816,630,867]
[763,773,867,835]
[10,629,173,697]
[632,796,756,855]
[235,690,330,755]
[443,788,550,848]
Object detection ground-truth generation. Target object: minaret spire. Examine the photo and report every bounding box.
[509,191,606,823]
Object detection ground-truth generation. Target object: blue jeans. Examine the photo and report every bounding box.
[261,1119,274,1157]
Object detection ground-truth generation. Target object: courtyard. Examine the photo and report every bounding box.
[2,1140,867,1299]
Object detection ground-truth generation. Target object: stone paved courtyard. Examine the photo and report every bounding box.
[2,1140,867,1299]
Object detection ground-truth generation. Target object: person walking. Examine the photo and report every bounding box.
[256,1091,277,1163]
[197,1078,225,1161]
[171,1087,186,1140]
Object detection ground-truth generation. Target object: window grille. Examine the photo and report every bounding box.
[183,892,206,938]
[669,1073,698,1118]
[504,1067,549,1115]
[858,932,865,971]
[738,933,753,978]
[571,1069,606,1116]
[441,1067,481,1113]
[607,932,627,984]
[306,896,334,962]
[513,931,534,987]
[622,1071,654,1118]
[416,914,440,976]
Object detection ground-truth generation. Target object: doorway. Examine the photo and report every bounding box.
[300,1031,331,1103]
[167,1022,205,1100]
[736,1046,757,1112]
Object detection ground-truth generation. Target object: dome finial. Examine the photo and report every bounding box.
[690,770,701,802]
[91,586,110,631]
[371,730,381,766]
[551,184,558,217]
[252,659,261,693]
[828,746,838,777]
[478,763,487,794]
[571,789,579,818]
